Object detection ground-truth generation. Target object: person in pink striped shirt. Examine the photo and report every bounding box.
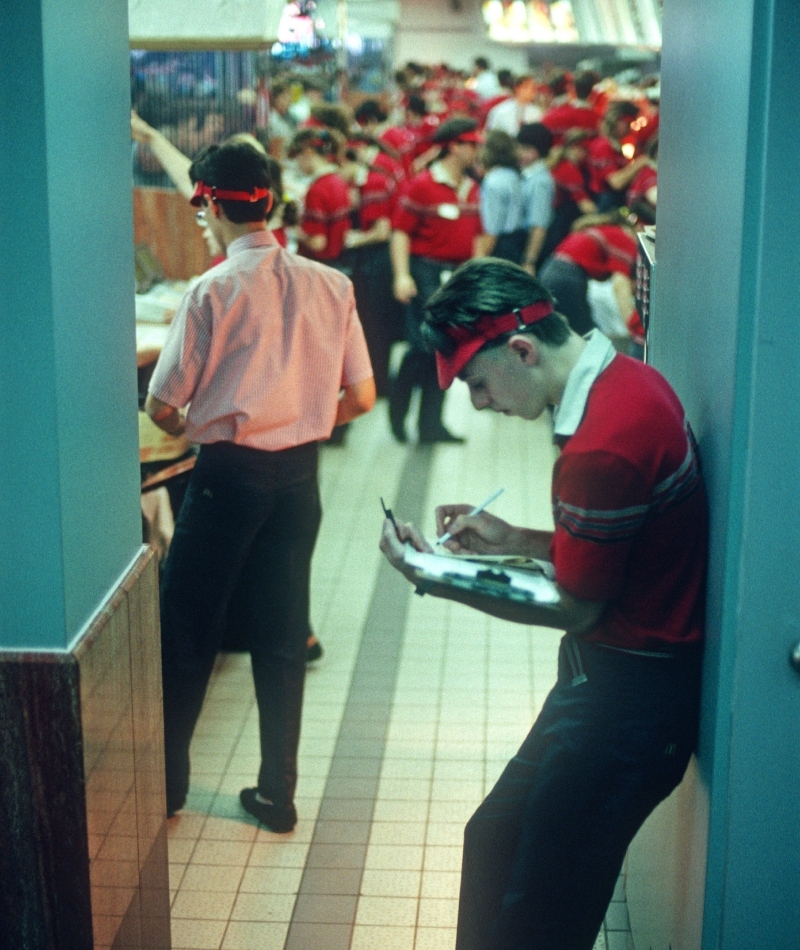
[146,140,375,831]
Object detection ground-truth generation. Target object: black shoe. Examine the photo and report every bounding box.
[239,789,297,832]
[306,639,324,663]
[419,428,466,445]
[166,799,184,819]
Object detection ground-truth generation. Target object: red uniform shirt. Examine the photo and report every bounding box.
[392,164,483,263]
[300,171,353,262]
[542,102,599,144]
[626,165,657,207]
[551,346,707,652]
[555,225,637,280]
[551,158,592,208]
[586,135,629,196]
[357,168,396,229]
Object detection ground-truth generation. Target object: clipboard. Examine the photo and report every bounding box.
[403,545,560,607]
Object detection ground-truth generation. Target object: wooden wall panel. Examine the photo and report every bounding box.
[133,187,212,281]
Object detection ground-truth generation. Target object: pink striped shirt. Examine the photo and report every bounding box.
[149,230,373,451]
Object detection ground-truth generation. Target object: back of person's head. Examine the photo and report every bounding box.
[517,123,553,158]
[474,57,491,72]
[548,70,570,98]
[513,74,536,92]
[573,70,599,101]
[603,100,639,134]
[497,69,515,90]
[421,258,570,357]
[224,132,267,155]
[571,208,633,232]
[189,141,276,223]
[310,103,352,137]
[271,79,292,100]
[407,93,427,117]
[481,130,519,171]
[287,127,344,161]
[355,99,388,126]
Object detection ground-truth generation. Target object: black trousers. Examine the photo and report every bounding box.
[390,256,458,439]
[456,635,701,950]
[159,440,321,813]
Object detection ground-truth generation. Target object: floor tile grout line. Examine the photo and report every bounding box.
[284,446,435,950]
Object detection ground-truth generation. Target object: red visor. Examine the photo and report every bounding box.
[190,180,273,212]
[435,300,554,390]
[453,130,483,145]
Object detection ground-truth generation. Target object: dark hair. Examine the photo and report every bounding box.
[474,57,490,71]
[355,99,387,125]
[406,94,427,117]
[548,70,570,97]
[309,103,352,137]
[189,141,275,223]
[271,79,292,99]
[603,100,639,136]
[497,69,514,90]
[287,127,343,160]
[481,130,519,171]
[421,258,570,356]
[517,122,553,158]
[574,70,599,101]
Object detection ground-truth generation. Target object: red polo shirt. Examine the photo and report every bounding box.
[551,340,707,652]
[392,164,483,263]
[554,225,637,280]
[357,168,396,229]
[300,171,353,262]
[551,158,592,208]
[627,165,657,207]
[542,102,599,144]
[586,135,629,196]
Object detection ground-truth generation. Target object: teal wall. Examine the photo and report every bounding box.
[0,0,141,649]
[634,0,800,945]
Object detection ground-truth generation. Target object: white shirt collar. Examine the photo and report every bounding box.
[552,330,616,438]
[226,229,279,257]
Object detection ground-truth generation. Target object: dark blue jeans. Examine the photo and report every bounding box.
[160,441,321,813]
[456,634,702,950]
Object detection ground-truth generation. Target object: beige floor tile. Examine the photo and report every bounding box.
[372,799,430,823]
[200,816,259,842]
[356,895,419,927]
[421,871,461,900]
[427,802,477,824]
[423,847,463,873]
[414,926,457,950]
[221,920,290,950]
[169,863,187,890]
[417,898,460,929]
[425,823,465,847]
[248,841,310,868]
[171,889,237,921]
[351,925,416,950]
[368,822,427,846]
[191,839,253,866]
[168,813,207,840]
[169,917,227,949]
[239,865,303,894]
[360,869,421,898]
[179,863,245,892]
[168,839,198,864]
[365,845,424,871]
[230,891,297,922]
[376,778,432,801]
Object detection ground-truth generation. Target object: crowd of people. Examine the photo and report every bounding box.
[134,54,708,950]
[133,56,659,442]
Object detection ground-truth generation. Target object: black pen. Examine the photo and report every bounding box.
[380,497,401,537]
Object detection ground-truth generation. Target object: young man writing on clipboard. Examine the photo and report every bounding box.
[379,258,707,950]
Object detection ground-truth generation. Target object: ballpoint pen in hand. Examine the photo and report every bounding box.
[436,488,505,546]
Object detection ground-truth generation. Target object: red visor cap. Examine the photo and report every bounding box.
[454,130,483,144]
[435,300,554,390]
[190,180,274,212]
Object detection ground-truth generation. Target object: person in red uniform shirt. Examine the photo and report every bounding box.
[626,137,658,224]
[379,257,706,950]
[541,69,601,145]
[340,141,400,397]
[389,117,483,443]
[288,128,353,272]
[538,210,638,336]
[586,101,652,211]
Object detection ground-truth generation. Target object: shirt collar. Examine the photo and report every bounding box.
[430,161,458,189]
[552,330,616,438]
[226,229,279,257]
[523,158,547,178]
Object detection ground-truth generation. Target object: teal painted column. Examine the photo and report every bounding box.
[0,0,141,649]
[629,0,800,946]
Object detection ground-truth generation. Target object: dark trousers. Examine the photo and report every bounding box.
[390,256,457,439]
[537,257,594,337]
[352,242,404,398]
[159,440,321,813]
[456,635,702,950]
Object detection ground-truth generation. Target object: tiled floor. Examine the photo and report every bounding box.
[165,385,633,950]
